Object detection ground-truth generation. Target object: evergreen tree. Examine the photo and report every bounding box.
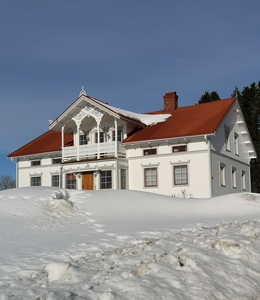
[233,82,260,193]
[198,91,220,104]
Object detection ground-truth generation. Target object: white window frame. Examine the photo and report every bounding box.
[31,176,41,186]
[225,127,231,152]
[112,129,122,142]
[234,133,239,156]
[52,175,60,187]
[31,160,41,166]
[144,167,158,188]
[220,163,226,187]
[66,173,76,189]
[100,170,112,189]
[173,165,188,186]
[242,170,246,190]
[80,134,88,145]
[232,167,237,188]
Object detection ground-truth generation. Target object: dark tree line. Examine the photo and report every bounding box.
[198,82,260,193]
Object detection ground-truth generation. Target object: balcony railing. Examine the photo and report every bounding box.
[62,142,126,161]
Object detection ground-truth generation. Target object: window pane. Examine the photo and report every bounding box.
[31,160,41,166]
[100,170,112,189]
[52,175,59,187]
[121,169,126,189]
[220,165,226,186]
[95,132,104,143]
[80,135,88,145]
[144,168,157,187]
[31,177,41,186]
[242,171,246,190]
[66,173,76,189]
[52,158,62,164]
[174,165,187,185]
[143,149,157,155]
[112,130,122,142]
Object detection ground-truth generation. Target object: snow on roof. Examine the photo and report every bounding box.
[101,102,172,126]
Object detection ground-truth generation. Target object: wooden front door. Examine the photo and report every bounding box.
[82,172,94,190]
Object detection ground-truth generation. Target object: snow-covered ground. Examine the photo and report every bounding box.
[1,187,260,299]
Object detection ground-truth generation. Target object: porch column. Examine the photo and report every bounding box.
[114,118,118,158]
[77,123,80,161]
[61,126,65,162]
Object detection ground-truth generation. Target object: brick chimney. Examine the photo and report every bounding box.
[163,92,178,110]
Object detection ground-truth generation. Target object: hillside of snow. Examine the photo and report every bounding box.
[1,187,260,299]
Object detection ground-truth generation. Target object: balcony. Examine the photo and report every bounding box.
[62,142,126,161]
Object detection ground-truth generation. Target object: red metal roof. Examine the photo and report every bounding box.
[7,130,73,158]
[124,98,236,143]
[8,97,236,158]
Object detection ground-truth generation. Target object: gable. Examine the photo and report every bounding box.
[49,93,170,134]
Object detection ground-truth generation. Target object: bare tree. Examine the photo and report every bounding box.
[0,175,16,190]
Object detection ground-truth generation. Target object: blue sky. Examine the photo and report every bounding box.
[1,0,260,178]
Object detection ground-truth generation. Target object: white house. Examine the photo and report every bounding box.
[8,88,256,198]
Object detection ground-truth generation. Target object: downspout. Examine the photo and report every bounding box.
[10,158,18,188]
[60,163,63,188]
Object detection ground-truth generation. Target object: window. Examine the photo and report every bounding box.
[220,164,226,186]
[52,175,59,187]
[234,133,239,155]
[112,130,122,142]
[225,129,230,151]
[144,168,157,187]
[52,158,62,164]
[173,165,188,185]
[31,177,41,186]
[66,173,76,189]
[120,169,126,189]
[95,132,104,143]
[172,145,187,153]
[100,170,112,189]
[31,160,41,166]
[232,167,237,188]
[143,148,157,155]
[242,171,246,190]
[80,134,88,145]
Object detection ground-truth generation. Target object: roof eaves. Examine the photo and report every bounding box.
[7,150,61,159]
[123,132,215,146]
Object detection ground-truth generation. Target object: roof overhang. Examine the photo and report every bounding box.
[123,133,215,147]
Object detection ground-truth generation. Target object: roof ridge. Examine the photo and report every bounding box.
[146,97,236,114]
